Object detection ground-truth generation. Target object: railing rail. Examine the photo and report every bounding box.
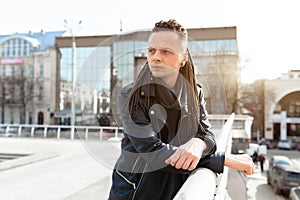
[0,124,123,140]
[173,113,235,200]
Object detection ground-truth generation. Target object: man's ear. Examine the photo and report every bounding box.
[181,51,188,64]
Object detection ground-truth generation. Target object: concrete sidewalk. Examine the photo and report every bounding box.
[0,138,117,200]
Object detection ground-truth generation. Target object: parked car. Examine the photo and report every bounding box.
[265,139,278,149]
[277,140,298,150]
[297,142,300,151]
[268,155,294,169]
[290,186,300,200]
[0,132,17,137]
[267,156,300,196]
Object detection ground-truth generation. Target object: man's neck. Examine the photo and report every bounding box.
[162,73,179,88]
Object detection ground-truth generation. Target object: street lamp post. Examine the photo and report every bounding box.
[64,20,81,139]
[71,29,76,128]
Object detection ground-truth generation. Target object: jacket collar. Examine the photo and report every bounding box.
[137,64,190,110]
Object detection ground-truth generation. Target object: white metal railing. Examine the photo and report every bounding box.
[0,124,123,140]
[173,113,235,200]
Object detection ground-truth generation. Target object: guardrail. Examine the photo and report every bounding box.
[0,124,123,140]
[173,113,235,200]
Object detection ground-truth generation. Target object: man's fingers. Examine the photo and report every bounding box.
[173,157,183,169]
[165,151,181,166]
[181,158,192,170]
[188,158,199,171]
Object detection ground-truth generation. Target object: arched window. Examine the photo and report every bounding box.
[38,112,44,125]
[1,38,34,57]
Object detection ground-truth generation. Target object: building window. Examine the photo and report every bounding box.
[29,66,34,77]
[2,66,6,76]
[0,38,33,57]
[40,65,44,77]
[39,86,43,101]
[20,66,25,77]
[10,111,14,124]
[11,86,15,101]
[11,66,15,78]
[19,112,24,124]
[28,112,33,124]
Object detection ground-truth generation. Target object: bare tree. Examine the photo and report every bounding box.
[0,73,37,124]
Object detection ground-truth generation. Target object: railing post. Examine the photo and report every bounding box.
[100,128,103,141]
[18,126,22,137]
[115,128,118,138]
[57,127,61,139]
[44,126,48,138]
[30,126,35,138]
[5,126,9,134]
[70,126,74,140]
[85,128,88,140]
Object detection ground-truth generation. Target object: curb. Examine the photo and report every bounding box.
[0,152,59,171]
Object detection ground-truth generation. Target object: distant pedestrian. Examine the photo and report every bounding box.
[252,151,258,165]
[259,153,265,172]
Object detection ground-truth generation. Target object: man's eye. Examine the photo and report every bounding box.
[162,50,170,54]
[148,49,155,53]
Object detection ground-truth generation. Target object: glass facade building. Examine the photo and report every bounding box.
[56,27,240,124]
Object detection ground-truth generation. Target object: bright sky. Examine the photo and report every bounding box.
[2,0,300,83]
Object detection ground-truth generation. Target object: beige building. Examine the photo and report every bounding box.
[0,31,64,125]
[264,70,300,140]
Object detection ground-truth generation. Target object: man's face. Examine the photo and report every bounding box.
[147,31,186,83]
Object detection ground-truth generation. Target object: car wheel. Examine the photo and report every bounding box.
[273,183,281,195]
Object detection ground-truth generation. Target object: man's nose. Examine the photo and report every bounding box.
[153,51,162,61]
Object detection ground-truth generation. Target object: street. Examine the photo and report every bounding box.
[246,148,300,200]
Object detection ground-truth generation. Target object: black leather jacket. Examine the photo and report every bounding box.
[109,71,225,200]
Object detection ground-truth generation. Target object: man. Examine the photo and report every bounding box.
[108,19,254,200]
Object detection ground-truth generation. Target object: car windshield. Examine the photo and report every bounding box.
[275,160,292,166]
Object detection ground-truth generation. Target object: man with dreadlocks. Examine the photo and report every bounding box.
[108,19,254,200]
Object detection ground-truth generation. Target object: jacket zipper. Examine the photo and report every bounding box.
[116,170,136,190]
[131,157,140,174]
[131,164,146,200]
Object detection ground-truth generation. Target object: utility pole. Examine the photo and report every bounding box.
[64,19,81,139]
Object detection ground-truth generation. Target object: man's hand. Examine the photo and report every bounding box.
[224,154,255,175]
[165,138,207,171]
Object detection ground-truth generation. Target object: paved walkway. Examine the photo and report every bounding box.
[0,138,284,200]
[0,138,117,200]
